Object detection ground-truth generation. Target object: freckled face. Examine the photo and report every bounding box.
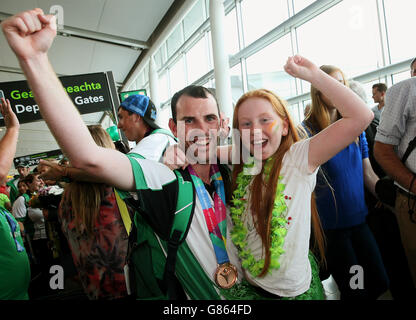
[238,97,288,160]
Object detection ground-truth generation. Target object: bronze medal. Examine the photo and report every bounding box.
[214,262,238,289]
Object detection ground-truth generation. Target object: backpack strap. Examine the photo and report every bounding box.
[162,169,195,299]
[116,164,195,299]
[401,135,416,164]
[151,128,178,142]
[114,189,132,235]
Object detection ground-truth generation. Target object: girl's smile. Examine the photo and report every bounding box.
[238,97,288,160]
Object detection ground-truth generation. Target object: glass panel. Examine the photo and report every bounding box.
[246,34,296,100]
[184,0,205,40]
[135,71,144,89]
[241,0,289,46]
[288,103,303,125]
[169,56,186,95]
[186,37,210,84]
[154,52,162,71]
[296,0,383,92]
[143,64,149,85]
[167,24,184,58]
[230,63,244,104]
[159,72,169,103]
[225,9,239,56]
[392,70,410,85]
[201,78,214,89]
[384,0,416,64]
[293,0,316,13]
[153,44,167,72]
[156,105,172,130]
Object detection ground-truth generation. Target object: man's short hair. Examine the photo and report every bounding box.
[170,85,219,123]
[372,83,388,93]
[16,162,29,169]
[17,180,27,187]
[23,172,40,185]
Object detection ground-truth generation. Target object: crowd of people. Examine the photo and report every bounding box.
[0,9,415,301]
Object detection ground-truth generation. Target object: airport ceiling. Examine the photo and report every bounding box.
[0,0,182,171]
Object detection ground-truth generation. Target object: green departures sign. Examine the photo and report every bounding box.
[0,72,114,126]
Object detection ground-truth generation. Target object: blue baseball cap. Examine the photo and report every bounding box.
[119,94,160,129]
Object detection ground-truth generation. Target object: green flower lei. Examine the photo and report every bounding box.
[230,157,289,277]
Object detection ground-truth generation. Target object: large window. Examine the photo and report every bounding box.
[296,0,383,87]
[141,0,414,121]
[230,63,244,103]
[293,0,316,13]
[224,8,240,56]
[246,34,296,100]
[154,44,167,71]
[383,0,416,64]
[186,36,210,84]
[184,0,206,40]
[169,57,186,95]
[392,70,410,85]
[241,0,289,46]
[167,24,184,58]
[159,71,169,103]
[157,106,172,130]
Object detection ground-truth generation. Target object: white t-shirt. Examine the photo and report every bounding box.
[28,207,46,240]
[129,131,177,162]
[12,196,27,219]
[232,139,318,297]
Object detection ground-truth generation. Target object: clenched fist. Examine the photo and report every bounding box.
[1,8,57,61]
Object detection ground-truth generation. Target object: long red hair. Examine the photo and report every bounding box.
[232,89,325,277]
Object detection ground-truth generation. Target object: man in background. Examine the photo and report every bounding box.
[117,94,177,162]
[375,77,416,296]
[7,162,30,204]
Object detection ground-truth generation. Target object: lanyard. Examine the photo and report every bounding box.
[0,207,25,252]
[188,165,229,265]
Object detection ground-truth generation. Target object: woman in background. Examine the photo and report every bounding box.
[302,65,389,300]
[57,125,129,300]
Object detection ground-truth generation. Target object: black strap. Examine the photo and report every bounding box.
[162,229,183,299]
[401,136,416,164]
[161,169,195,299]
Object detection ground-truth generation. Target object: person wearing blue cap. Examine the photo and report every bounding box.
[7,161,31,205]
[117,94,177,162]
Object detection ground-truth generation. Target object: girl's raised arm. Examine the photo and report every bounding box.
[284,55,373,172]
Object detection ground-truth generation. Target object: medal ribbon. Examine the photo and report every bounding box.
[0,207,25,252]
[188,165,229,265]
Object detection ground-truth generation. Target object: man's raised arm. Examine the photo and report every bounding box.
[1,9,134,191]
